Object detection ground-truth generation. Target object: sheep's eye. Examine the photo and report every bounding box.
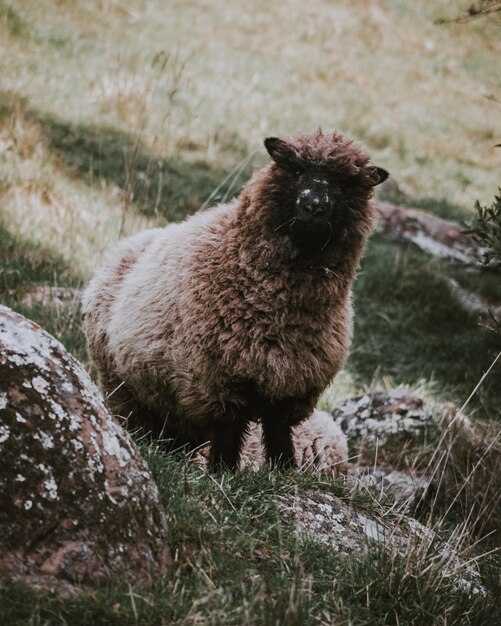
[292,168,302,178]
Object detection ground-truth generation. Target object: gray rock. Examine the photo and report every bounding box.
[375,200,484,266]
[332,389,443,463]
[347,465,431,513]
[279,490,484,596]
[445,277,501,322]
[0,305,171,592]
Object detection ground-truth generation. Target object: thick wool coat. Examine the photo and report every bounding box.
[83,132,378,457]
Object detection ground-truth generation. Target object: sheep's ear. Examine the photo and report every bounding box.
[372,167,389,186]
[264,137,297,168]
[363,165,389,187]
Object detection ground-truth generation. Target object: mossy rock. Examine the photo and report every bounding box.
[0,305,170,592]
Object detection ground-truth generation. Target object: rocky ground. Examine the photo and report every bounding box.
[1,304,495,601]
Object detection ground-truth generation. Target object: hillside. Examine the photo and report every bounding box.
[0,1,500,624]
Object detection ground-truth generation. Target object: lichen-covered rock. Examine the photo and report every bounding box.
[375,200,484,266]
[347,465,431,513]
[332,389,444,463]
[279,491,484,596]
[194,409,349,475]
[0,305,171,591]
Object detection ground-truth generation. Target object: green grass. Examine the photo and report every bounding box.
[0,221,87,362]
[41,112,252,222]
[0,221,79,296]
[0,1,27,37]
[349,235,501,419]
[1,450,499,626]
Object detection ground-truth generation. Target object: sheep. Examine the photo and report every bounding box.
[83,130,388,471]
[193,409,349,475]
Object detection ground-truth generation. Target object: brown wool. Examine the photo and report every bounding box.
[83,131,386,470]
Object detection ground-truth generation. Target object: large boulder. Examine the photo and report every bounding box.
[0,305,171,592]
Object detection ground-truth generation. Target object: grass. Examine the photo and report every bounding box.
[1,0,500,208]
[422,413,501,543]
[349,235,501,418]
[41,110,252,222]
[0,1,27,37]
[0,221,87,362]
[0,0,500,623]
[0,450,499,626]
[0,221,76,296]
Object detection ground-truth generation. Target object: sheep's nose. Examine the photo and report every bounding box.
[297,190,328,219]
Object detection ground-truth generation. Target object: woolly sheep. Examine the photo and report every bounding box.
[193,409,349,475]
[83,130,387,471]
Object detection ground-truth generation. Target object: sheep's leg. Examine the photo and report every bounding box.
[260,393,319,469]
[261,418,295,469]
[209,418,248,472]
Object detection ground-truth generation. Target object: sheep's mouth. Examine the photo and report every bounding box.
[294,218,331,230]
[290,219,335,252]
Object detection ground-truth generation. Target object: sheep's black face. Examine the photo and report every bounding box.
[264,136,388,255]
[295,170,333,228]
[287,167,339,252]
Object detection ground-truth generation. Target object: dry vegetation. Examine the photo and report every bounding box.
[1,0,500,272]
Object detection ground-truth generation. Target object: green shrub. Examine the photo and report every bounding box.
[466,190,501,266]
